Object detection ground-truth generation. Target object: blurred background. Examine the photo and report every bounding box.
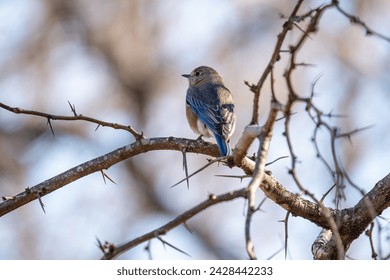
[0,0,390,259]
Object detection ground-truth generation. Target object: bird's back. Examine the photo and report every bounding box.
[183,66,236,156]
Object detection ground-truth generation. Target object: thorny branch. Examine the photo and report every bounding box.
[0,136,220,217]
[249,0,304,125]
[0,101,143,140]
[333,0,390,42]
[100,189,248,260]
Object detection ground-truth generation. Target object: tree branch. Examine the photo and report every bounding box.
[0,137,220,217]
[334,0,390,42]
[0,101,142,140]
[249,0,305,125]
[100,188,248,259]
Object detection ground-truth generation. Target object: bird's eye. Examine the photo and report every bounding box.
[195,71,201,76]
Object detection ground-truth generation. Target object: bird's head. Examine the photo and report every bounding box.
[182,66,223,87]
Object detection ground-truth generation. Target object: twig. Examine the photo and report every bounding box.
[365,222,377,260]
[283,212,290,259]
[249,0,305,125]
[0,101,143,140]
[334,1,390,43]
[100,188,248,259]
[245,204,257,260]
[247,102,281,210]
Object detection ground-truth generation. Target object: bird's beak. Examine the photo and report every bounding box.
[182,74,190,78]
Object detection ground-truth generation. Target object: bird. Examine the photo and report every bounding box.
[182,66,236,156]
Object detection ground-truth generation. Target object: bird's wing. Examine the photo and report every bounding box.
[186,94,233,139]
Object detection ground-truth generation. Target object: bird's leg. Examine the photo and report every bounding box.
[197,135,204,142]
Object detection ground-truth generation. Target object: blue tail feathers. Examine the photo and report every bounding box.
[214,133,230,156]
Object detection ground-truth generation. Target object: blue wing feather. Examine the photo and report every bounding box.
[186,94,232,156]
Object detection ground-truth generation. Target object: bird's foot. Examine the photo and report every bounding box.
[196,135,205,142]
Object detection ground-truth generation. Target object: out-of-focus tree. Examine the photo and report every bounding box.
[0,0,390,260]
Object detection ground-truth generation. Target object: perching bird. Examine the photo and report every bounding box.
[182,66,236,156]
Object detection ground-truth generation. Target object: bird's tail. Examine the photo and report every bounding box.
[214,134,230,157]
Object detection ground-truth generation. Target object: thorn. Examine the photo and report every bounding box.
[336,124,374,139]
[244,80,258,93]
[68,100,77,116]
[214,174,251,180]
[181,147,190,189]
[170,158,220,188]
[183,222,194,234]
[144,240,153,260]
[157,237,191,257]
[293,22,313,39]
[35,191,46,214]
[47,118,55,138]
[96,237,105,253]
[170,157,219,188]
[101,170,117,185]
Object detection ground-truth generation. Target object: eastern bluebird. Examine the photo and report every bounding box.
[182,66,236,156]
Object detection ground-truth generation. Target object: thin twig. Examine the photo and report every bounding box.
[100,188,248,259]
[170,157,223,188]
[334,1,390,43]
[249,0,305,125]
[0,101,142,140]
